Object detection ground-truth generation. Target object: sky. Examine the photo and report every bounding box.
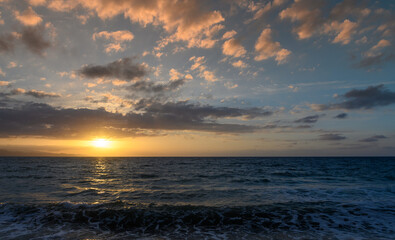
[0,0,394,156]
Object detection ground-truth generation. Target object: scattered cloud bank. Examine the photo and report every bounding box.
[0,99,273,138]
[38,0,225,49]
[279,0,368,44]
[3,88,60,98]
[311,85,395,110]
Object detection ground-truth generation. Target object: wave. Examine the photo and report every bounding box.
[1,201,394,239]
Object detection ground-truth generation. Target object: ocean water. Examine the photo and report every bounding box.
[0,157,394,239]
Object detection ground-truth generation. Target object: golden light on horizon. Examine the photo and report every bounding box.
[91,138,112,148]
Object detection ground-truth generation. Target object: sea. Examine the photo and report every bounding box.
[0,157,394,239]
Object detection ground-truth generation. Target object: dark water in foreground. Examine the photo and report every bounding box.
[0,157,394,239]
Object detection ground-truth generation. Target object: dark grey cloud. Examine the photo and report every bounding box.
[0,99,272,138]
[319,133,346,141]
[312,85,395,110]
[359,135,387,142]
[0,34,15,52]
[25,90,60,98]
[294,114,320,123]
[5,88,60,98]
[261,124,312,130]
[21,26,51,56]
[334,113,347,119]
[126,79,186,93]
[134,99,273,120]
[79,58,147,81]
[355,53,395,69]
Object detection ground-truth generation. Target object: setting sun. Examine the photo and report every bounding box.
[91,139,112,148]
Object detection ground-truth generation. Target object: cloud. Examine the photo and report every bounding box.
[231,60,247,68]
[7,61,17,68]
[324,19,358,45]
[294,114,320,123]
[14,6,42,26]
[21,26,51,55]
[0,11,3,25]
[92,30,134,53]
[43,0,224,49]
[222,30,237,39]
[0,81,10,86]
[200,70,217,82]
[378,17,395,37]
[93,30,134,42]
[0,33,15,52]
[370,39,391,52]
[7,88,61,98]
[169,68,184,80]
[224,82,238,89]
[189,56,206,71]
[334,113,347,119]
[319,133,346,141]
[280,0,366,44]
[134,99,273,121]
[355,39,393,69]
[222,38,246,58]
[359,135,387,143]
[189,56,218,81]
[29,0,47,6]
[0,99,273,138]
[355,53,395,69]
[363,39,391,58]
[279,0,325,39]
[24,89,61,98]
[247,0,288,21]
[125,79,186,93]
[311,85,395,110]
[78,58,147,81]
[254,28,291,64]
[329,0,371,20]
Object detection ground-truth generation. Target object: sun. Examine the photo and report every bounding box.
[91,138,112,148]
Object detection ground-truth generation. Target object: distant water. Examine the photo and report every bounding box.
[0,157,394,239]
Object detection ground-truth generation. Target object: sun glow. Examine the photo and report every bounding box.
[91,138,112,148]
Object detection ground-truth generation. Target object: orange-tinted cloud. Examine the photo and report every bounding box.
[14,7,42,26]
[45,0,224,49]
[93,30,134,42]
[324,19,358,45]
[254,28,291,64]
[222,38,246,58]
[222,30,237,40]
[279,0,324,40]
[93,30,134,53]
[231,60,247,68]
